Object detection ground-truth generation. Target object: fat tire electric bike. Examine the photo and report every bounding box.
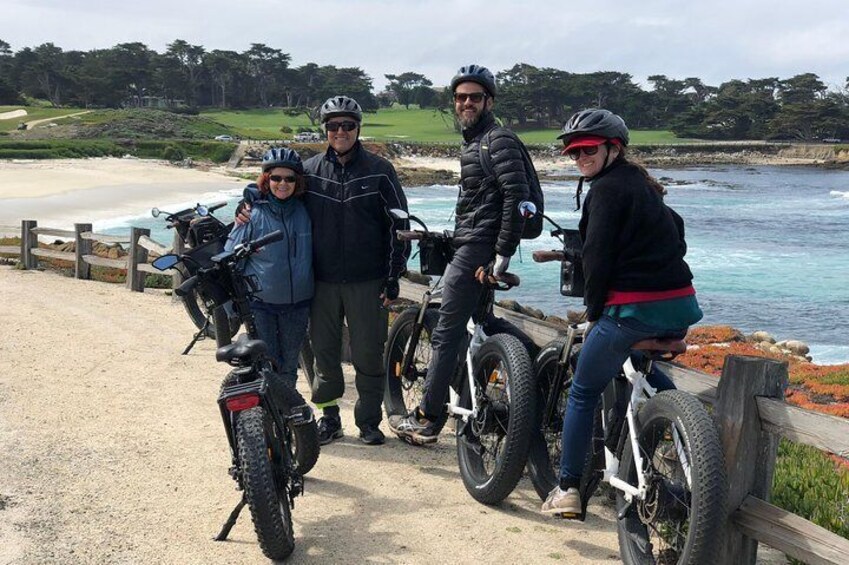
[383,210,536,505]
[526,213,728,565]
[153,230,320,561]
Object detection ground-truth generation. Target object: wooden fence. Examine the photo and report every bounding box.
[2,219,849,564]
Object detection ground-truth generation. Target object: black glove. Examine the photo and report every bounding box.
[383,277,400,301]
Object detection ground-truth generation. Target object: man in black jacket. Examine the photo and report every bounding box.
[306,96,409,446]
[389,65,530,445]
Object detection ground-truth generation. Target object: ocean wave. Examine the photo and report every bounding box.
[829,190,849,199]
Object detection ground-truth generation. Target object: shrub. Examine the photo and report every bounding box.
[773,440,849,544]
[162,144,186,162]
[280,125,293,134]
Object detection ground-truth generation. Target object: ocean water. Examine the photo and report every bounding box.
[100,165,849,365]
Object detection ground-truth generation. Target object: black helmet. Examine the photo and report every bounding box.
[557,108,630,147]
[261,147,303,174]
[450,64,497,98]
[320,95,363,123]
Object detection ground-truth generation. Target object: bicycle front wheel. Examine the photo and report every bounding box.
[383,307,439,417]
[236,407,295,561]
[456,333,534,505]
[617,390,727,565]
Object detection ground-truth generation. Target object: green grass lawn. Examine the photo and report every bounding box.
[202,106,693,145]
[0,106,90,132]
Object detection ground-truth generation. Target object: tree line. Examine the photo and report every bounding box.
[1,39,847,141]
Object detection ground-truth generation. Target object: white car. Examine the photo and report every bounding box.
[214,135,234,142]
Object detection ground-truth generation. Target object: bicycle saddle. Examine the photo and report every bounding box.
[631,338,687,359]
[216,334,268,364]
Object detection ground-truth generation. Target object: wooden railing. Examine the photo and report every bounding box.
[3,220,848,564]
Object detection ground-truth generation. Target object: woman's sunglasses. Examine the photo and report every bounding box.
[564,145,600,160]
[269,174,298,183]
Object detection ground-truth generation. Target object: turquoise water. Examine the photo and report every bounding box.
[101,165,849,364]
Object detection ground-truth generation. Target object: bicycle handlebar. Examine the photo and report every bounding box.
[532,250,567,263]
[397,230,424,241]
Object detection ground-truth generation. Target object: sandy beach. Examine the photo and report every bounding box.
[0,158,243,233]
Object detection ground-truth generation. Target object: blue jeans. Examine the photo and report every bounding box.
[559,315,682,484]
[251,302,310,388]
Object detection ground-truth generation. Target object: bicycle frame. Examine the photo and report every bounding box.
[546,325,690,505]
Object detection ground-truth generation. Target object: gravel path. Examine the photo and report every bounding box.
[0,265,624,564]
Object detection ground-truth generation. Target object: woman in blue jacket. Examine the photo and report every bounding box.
[225,147,314,389]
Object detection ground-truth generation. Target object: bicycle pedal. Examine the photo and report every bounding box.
[556,511,585,521]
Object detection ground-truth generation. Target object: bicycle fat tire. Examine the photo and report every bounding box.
[456,333,535,505]
[291,419,320,475]
[383,307,439,417]
[616,390,727,565]
[235,407,295,561]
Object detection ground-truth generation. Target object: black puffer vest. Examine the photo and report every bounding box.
[453,112,529,257]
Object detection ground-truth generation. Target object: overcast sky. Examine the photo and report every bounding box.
[4,0,848,92]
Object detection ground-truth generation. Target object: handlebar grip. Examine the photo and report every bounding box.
[397,230,424,241]
[495,272,520,288]
[250,230,285,249]
[175,275,200,297]
[533,250,567,263]
[207,201,228,213]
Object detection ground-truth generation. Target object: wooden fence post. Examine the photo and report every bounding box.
[21,220,37,269]
[715,355,789,565]
[171,231,184,301]
[126,227,149,292]
[74,223,92,280]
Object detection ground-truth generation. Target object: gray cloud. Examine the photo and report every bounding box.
[3,0,847,90]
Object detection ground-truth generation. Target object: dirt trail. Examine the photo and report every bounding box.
[0,265,623,564]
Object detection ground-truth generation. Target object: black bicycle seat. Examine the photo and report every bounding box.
[216,334,268,364]
[631,338,687,360]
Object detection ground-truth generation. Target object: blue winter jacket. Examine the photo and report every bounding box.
[225,185,314,305]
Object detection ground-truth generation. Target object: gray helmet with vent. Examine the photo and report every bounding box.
[557,108,630,147]
[319,95,363,123]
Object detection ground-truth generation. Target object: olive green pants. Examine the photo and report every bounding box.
[308,278,388,429]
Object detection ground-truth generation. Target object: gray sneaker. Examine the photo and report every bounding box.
[388,409,439,446]
[541,487,581,516]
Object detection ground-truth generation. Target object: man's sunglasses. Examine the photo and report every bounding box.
[564,145,600,160]
[269,174,298,183]
[325,121,358,132]
[454,92,488,104]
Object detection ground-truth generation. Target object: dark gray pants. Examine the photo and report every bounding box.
[420,243,493,420]
[309,278,388,429]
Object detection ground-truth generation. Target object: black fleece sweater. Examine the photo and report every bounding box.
[579,160,694,321]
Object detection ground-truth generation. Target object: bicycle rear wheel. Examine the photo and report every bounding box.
[383,307,439,417]
[236,407,295,561]
[617,390,727,565]
[456,333,534,505]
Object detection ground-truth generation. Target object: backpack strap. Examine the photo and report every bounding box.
[478,128,496,180]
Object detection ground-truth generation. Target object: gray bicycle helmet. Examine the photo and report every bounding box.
[557,108,630,147]
[319,95,363,123]
[450,64,497,98]
[261,147,303,174]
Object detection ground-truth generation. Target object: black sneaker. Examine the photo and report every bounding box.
[317,414,343,445]
[388,409,440,446]
[358,425,385,445]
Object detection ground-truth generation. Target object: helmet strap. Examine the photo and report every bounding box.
[574,177,584,211]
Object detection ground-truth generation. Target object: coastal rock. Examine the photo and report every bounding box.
[403,270,432,286]
[496,300,521,313]
[545,315,569,329]
[751,331,775,344]
[785,340,810,356]
[520,306,545,320]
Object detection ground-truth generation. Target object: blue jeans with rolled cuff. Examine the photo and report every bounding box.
[558,315,684,486]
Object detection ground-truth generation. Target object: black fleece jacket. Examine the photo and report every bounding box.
[579,159,694,321]
[303,142,409,283]
[453,112,529,257]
